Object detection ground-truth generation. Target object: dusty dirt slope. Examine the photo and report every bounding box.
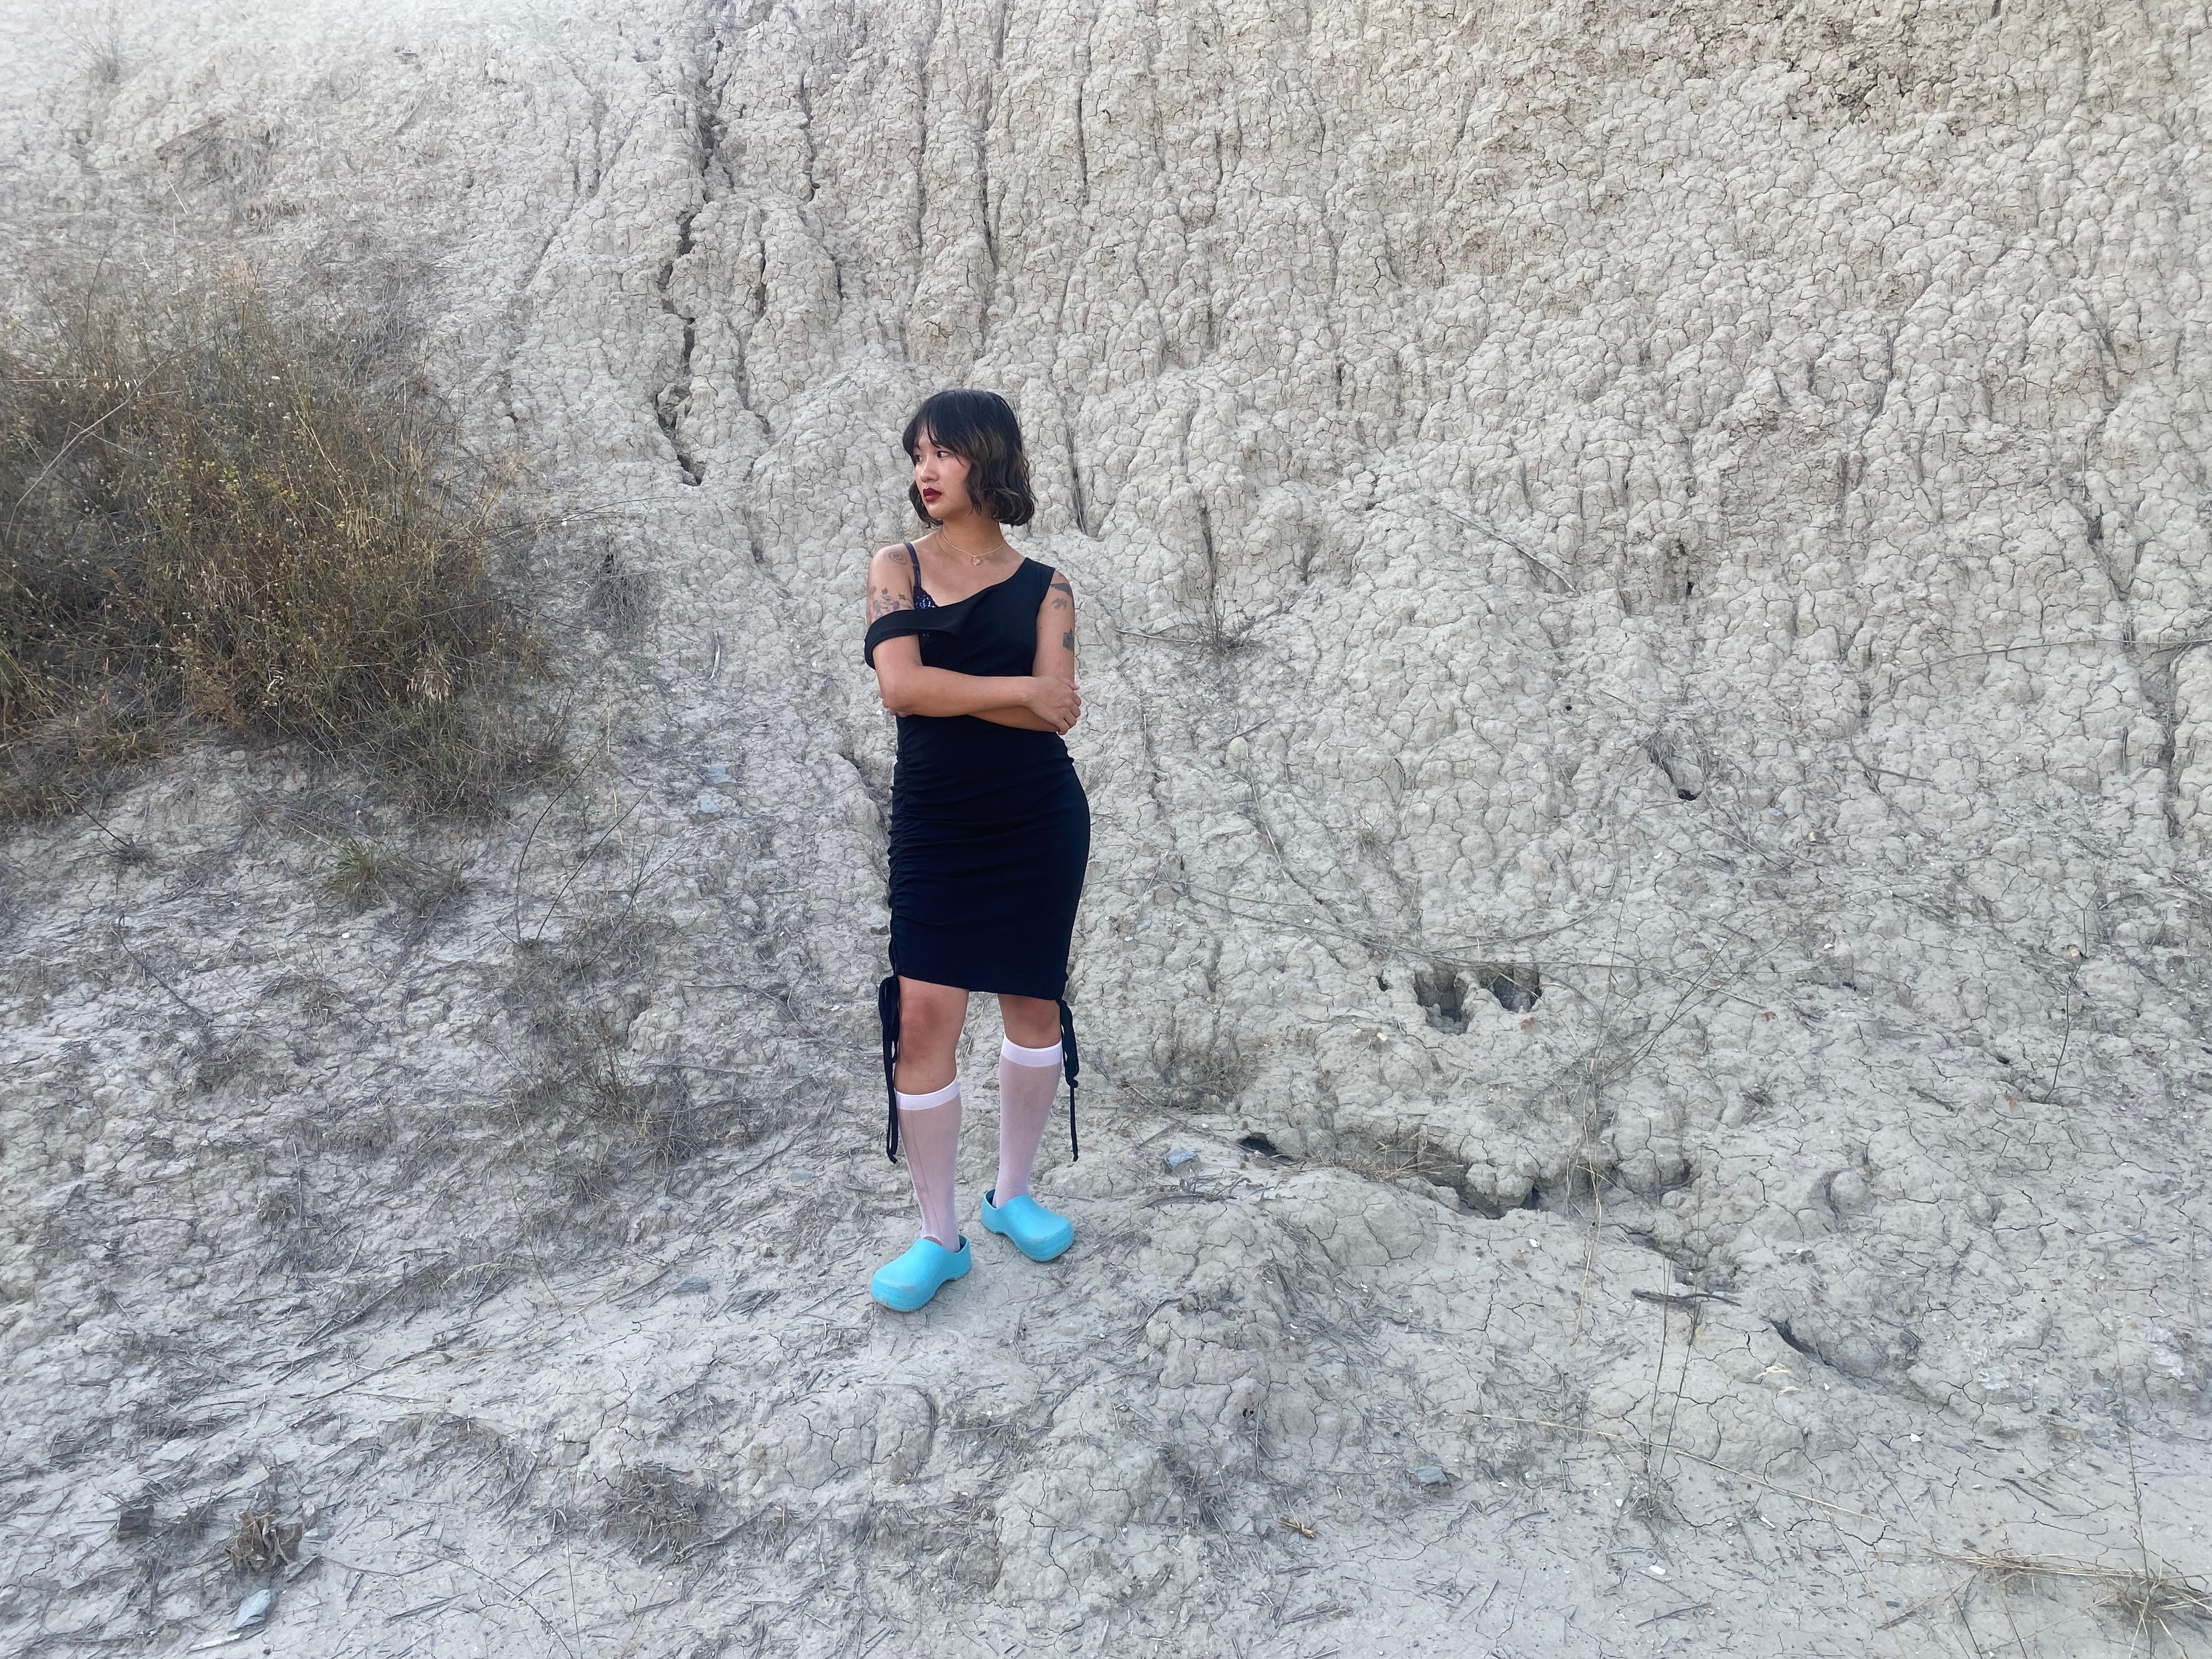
[2,2,2209,1655]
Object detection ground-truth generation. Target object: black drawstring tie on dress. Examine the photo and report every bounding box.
[1058,996,1080,1162]
[878,974,902,1163]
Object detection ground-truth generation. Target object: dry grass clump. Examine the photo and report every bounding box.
[329,836,389,905]
[1130,1013,1254,1113]
[114,1485,216,1556]
[325,833,469,911]
[507,1008,711,1173]
[1940,1550,2212,1640]
[0,274,552,819]
[600,1463,713,1561]
[403,1410,541,1516]
[1327,1116,1469,1199]
[221,1508,304,1575]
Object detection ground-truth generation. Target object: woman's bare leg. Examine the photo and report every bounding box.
[994,994,1063,1203]
[998,993,1059,1049]
[895,978,970,1249]
[895,978,969,1092]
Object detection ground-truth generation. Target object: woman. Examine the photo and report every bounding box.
[861,388,1090,1312]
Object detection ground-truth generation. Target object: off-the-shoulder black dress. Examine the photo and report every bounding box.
[862,545,1088,1163]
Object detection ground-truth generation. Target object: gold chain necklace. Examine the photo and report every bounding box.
[941,532,1010,566]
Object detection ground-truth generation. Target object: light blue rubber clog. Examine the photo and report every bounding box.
[869,1235,970,1311]
[980,1189,1075,1262]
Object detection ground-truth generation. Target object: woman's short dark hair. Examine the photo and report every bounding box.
[902,389,1035,527]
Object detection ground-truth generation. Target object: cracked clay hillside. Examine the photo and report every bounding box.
[2,2,2209,1656]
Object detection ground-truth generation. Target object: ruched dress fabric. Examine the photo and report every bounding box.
[863,551,1089,1163]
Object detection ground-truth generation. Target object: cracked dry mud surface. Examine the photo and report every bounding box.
[3,2,2210,1655]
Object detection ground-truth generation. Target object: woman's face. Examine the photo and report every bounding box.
[912,427,979,521]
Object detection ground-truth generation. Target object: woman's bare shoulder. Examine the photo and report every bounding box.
[867,541,921,582]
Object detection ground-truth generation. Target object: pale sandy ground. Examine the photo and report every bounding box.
[2,3,2209,1655]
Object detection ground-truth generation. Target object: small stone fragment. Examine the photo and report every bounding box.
[231,1588,275,1632]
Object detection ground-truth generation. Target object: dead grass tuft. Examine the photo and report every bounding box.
[1127,1013,1253,1113]
[1,272,555,820]
[221,1508,304,1575]
[601,1463,713,1562]
[1327,1117,1468,1198]
[2104,1570,2212,1633]
[583,539,657,641]
[506,1007,708,1171]
[114,1484,216,1559]
[1158,1443,1238,1533]
[407,1411,540,1515]
[329,837,388,905]
[1939,1550,2212,1634]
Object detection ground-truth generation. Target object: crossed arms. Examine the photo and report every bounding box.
[864,546,1081,735]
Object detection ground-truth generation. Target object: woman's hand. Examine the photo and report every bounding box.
[1025,675,1082,734]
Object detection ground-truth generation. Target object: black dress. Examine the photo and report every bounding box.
[863,544,1089,1163]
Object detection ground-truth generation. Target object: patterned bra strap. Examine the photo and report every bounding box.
[901,540,939,610]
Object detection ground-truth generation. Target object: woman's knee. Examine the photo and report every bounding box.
[998,994,1060,1048]
[898,979,968,1051]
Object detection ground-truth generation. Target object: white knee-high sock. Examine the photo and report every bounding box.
[994,1038,1063,1203]
[895,1079,962,1250]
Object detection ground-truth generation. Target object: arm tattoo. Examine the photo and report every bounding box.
[866,577,914,623]
[1047,575,1075,657]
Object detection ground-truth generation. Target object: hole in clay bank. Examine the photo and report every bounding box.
[1238,1132,1281,1156]
[1413,966,1466,1033]
[1478,964,1543,1013]
[1772,1319,1820,1364]
[1644,738,1706,804]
